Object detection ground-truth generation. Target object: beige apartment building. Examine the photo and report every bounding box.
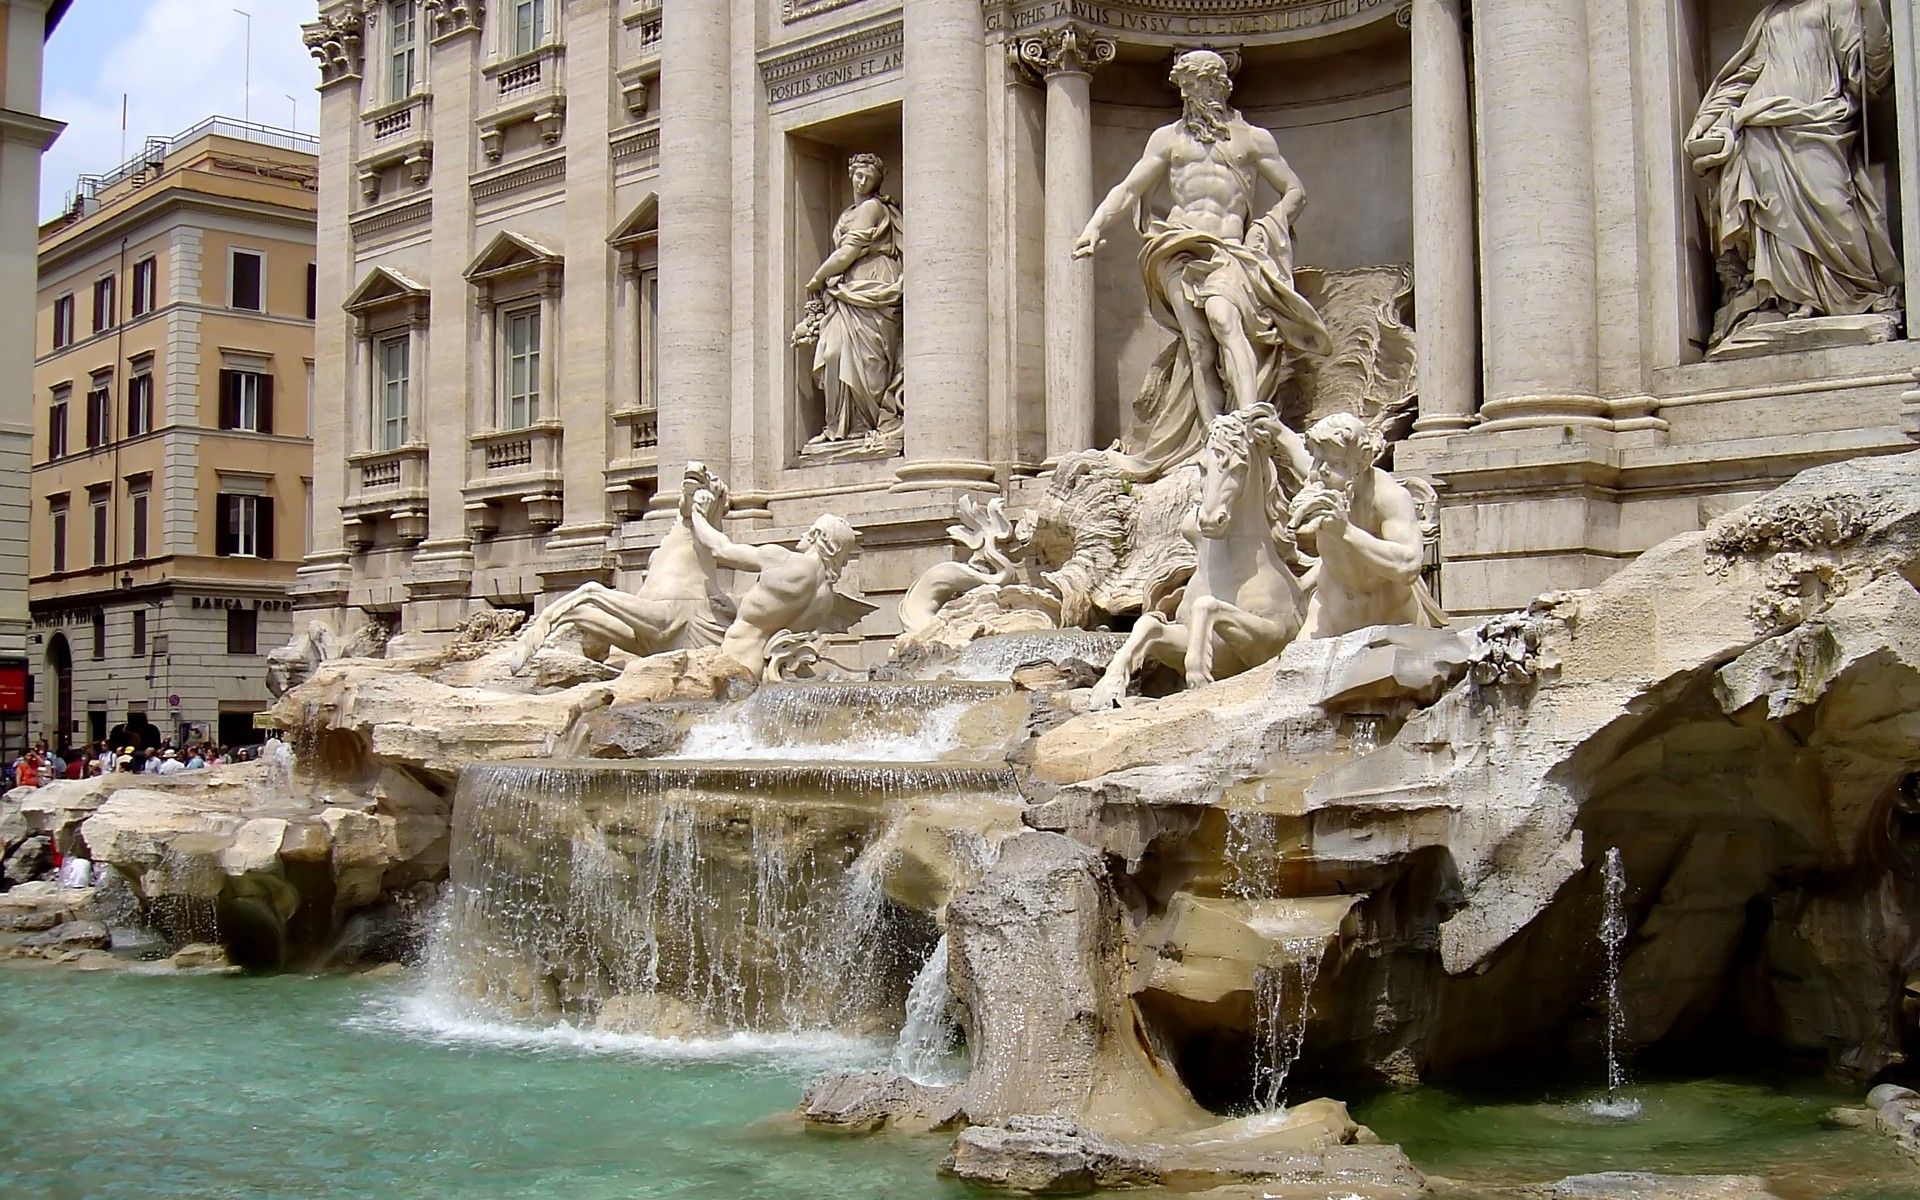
[0,0,68,754]
[28,118,317,749]
[298,0,1920,651]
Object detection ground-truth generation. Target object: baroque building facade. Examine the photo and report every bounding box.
[28,120,318,748]
[298,0,1920,653]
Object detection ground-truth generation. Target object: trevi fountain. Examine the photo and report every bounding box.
[7,14,1920,1200]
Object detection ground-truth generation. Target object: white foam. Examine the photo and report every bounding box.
[1575,1095,1644,1121]
[667,701,973,762]
[350,989,885,1071]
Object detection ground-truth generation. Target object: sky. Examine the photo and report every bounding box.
[39,0,317,218]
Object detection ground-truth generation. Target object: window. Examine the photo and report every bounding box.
[305,263,318,321]
[129,481,150,560]
[227,607,258,655]
[132,609,148,657]
[92,276,116,333]
[216,493,275,559]
[50,503,67,573]
[91,495,109,566]
[388,0,418,101]
[52,294,74,348]
[85,377,112,449]
[639,267,659,409]
[377,334,411,449]
[126,367,154,437]
[91,611,106,660]
[502,305,541,428]
[230,250,264,312]
[510,0,547,55]
[47,387,70,459]
[219,368,274,433]
[132,256,158,317]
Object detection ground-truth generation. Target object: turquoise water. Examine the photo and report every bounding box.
[0,966,968,1200]
[1355,1076,1917,1200]
[3,965,1915,1199]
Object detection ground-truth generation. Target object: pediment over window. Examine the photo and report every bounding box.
[344,266,429,317]
[464,230,563,287]
[608,193,658,251]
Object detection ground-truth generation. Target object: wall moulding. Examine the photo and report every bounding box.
[760,21,904,107]
[982,0,1407,46]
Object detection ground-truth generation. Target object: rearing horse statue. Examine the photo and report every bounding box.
[1088,405,1309,708]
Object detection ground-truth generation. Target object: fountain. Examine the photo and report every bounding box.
[1588,846,1639,1119]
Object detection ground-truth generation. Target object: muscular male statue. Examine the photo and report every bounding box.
[1289,414,1441,638]
[507,462,735,673]
[687,496,875,677]
[1074,49,1332,476]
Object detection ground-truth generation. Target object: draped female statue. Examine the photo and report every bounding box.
[793,153,905,448]
[1686,0,1902,350]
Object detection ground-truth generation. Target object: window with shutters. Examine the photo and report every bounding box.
[128,478,150,560]
[47,387,70,460]
[501,305,541,428]
[229,249,264,312]
[92,611,106,660]
[389,0,418,101]
[219,368,274,433]
[132,609,147,657]
[126,363,154,437]
[510,0,547,55]
[92,276,115,333]
[50,503,68,573]
[377,334,411,450]
[90,494,108,567]
[85,375,112,449]
[132,256,157,317]
[216,493,275,559]
[52,294,74,348]
[226,608,258,655]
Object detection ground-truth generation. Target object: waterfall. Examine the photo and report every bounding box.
[669,681,1007,762]
[1252,938,1324,1111]
[891,935,964,1085]
[421,761,1011,1040]
[1348,714,1382,757]
[1599,846,1633,1106]
[940,631,1130,681]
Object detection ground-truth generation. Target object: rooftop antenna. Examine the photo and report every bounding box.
[233,8,252,126]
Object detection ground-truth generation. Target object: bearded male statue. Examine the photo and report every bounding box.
[1074,49,1332,480]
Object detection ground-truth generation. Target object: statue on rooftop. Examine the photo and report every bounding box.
[1073,49,1332,480]
[1687,0,1902,351]
[793,152,905,452]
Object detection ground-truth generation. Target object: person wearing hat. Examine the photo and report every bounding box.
[155,748,184,776]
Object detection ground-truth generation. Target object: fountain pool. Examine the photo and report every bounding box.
[3,965,1910,1199]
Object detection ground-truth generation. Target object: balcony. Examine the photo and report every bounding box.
[478,43,567,162]
[343,443,429,548]
[605,407,659,519]
[466,422,565,529]
[356,92,434,202]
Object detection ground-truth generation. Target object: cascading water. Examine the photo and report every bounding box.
[1349,714,1383,757]
[1252,939,1324,1111]
[417,761,1011,1040]
[1587,845,1640,1118]
[891,935,965,1085]
[669,681,1007,762]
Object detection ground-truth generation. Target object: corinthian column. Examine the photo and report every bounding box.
[894,0,996,491]
[1470,0,1604,431]
[1407,0,1479,437]
[650,0,732,511]
[1017,24,1115,465]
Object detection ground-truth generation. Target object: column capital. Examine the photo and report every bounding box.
[1011,22,1117,82]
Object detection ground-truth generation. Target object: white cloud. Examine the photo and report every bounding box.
[40,0,318,217]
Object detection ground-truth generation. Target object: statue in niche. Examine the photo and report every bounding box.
[1687,0,1903,354]
[687,495,876,677]
[1289,413,1445,639]
[792,152,905,453]
[1073,49,1332,481]
[506,462,738,673]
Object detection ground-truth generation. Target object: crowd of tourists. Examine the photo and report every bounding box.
[6,722,264,789]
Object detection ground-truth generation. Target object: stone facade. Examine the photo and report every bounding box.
[27,120,317,748]
[300,0,1920,649]
[0,0,68,753]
